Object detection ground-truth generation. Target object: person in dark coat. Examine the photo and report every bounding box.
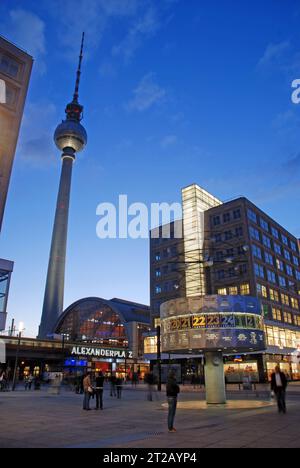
[116,377,123,399]
[95,372,105,410]
[271,366,288,414]
[166,371,180,432]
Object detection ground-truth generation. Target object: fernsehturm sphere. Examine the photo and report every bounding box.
[38,34,87,339]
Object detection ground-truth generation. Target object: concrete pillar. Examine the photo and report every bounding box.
[204,351,226,404]
[39,153,74,338]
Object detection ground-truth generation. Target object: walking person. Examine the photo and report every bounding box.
[82,372,93,411]
[271,366,288,414]
[166,371,180,433]
[145,372,155,401]
[94,371,104,410]
[110,374,117,397]
[116,377,123,399]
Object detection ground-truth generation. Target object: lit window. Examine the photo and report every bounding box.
[291,298,299,310]
[218,288,227,295]
[281,294,289,306]
[272,308,282,321]
[240,283,250,295]
[283,312,292,324]
[228,286,238,295]
[269,289,279,302]
[257,284,267,298]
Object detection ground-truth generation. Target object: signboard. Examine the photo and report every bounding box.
[70,346,133,359]
[161,295,266,353]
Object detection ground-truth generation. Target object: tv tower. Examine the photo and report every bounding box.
[38,34,87,338]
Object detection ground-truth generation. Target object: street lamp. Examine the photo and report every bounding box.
[156,325,161,391]
[12,324,25,391]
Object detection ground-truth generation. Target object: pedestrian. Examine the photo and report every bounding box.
[271,366,288,414]
[116,377,123,399]
[110,374,117,397]
[146,372,155,401]
[28,374,34,390]
[95,371,104,410]
[82,372,93,411]
[166,371,180,433]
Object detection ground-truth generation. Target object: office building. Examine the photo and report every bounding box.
[0,35,33,230]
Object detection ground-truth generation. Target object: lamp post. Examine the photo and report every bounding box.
[156,325,161,391]
[12,329,23,391]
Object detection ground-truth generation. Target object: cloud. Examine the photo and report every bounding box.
[161,135,178,148]
[0,9,46,73]
[284,152,300,171]
[17,102,58,167]
[258,41,290,67]
[126,73,166,112]
[45,0,139,60]
[112,6,160,63]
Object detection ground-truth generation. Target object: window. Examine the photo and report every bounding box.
[235,227,243,237]
[290,241,297,252]
[216,251,223,261]
[215,233,222,243]
[279,276,286,288]
[284,250,291,262]
[247,209,257,223]
[281,234,288,246]
[228,286,238,295]
[257,284,267,298]
[0,53,20,78]
[274,243,282,255]
[162,265,169,275]
[291,298,299,310]
[155,285,162,294]
[276,259,284,271]
[269,289,279,302]
[223,213,231,223]
[252,244,262,259]
[294,316,300,327]
[239,264,247,275]
[224,231,233,240]
[233,209,241,219]
[249,227,260,241]
[281,294,289,306]
[265,252,274,265]
[283,312,292,324]
[272,308,282,321]
[271,227,279,239]
[286,265,293,277]
[262,235,271,249]
[262,304,269,318]
[155,252,161,261]
[240,283,250,295]
[217,270,225,280]
[293,256,299,267]
[218,288,227,295]
[226,248,234,257]
[267,270,276,283]
[155,269,161,278]
[228,267,235,277]
[213,216,220,226]
[296,271,300,281]
[254,263,264,278]
[260,218,269,232]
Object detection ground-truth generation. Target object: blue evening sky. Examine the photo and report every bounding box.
[1,0,300,337]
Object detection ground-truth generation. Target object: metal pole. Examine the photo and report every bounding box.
[157,325,161,391]
[12,332,21,391]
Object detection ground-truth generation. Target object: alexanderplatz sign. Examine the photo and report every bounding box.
[70,346,133,360]
[160,295,266,404]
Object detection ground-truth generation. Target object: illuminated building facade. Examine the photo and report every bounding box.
[148,184,300,383]
[0,35,33,231]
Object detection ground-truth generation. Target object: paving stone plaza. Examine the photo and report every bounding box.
[1,384,300,448]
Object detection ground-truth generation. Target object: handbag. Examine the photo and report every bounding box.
[88,386,93,393]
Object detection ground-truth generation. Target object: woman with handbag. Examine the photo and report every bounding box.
[82,372,93,411]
